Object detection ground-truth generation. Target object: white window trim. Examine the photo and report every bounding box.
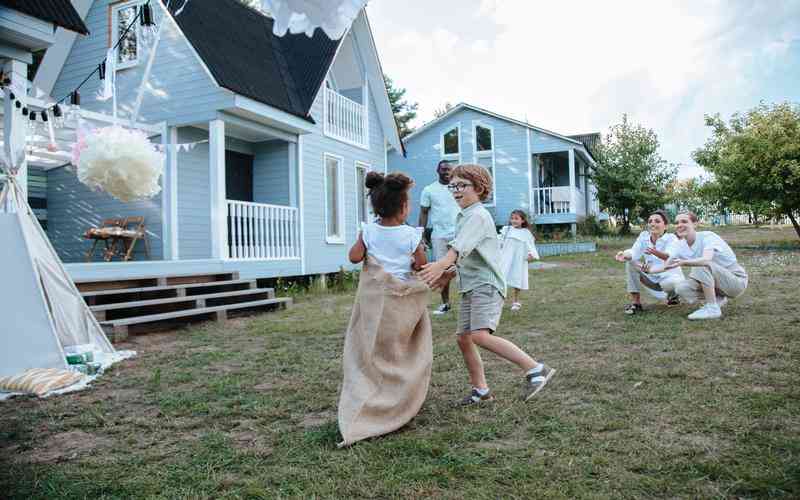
[440,124,461,163]
[354,161,372,228]
[323,153,346,244]
[111,0,143,71]
[472,120,497,207]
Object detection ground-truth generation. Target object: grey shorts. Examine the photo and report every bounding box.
[431,237,451,260]
[458,284,504,334]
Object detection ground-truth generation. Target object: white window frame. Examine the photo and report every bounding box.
[111,0,144,71]
[472,121,497,207]
[440,124,461,163]
[323,153,345,244]
[354,161,373,227]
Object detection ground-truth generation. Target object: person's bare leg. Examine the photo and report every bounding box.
[470,330,537,372]
[512,288,520,304]
[457,334,487,389]
[630,291,641,304]
[441,281,450,307]
[701,281,717,305]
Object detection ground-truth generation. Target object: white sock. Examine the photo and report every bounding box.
[474,386,490,396]
[527,363,544,376]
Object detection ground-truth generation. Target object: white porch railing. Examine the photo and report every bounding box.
[324,87,367,148]
[532,187,576,215]
[227,201,300,260]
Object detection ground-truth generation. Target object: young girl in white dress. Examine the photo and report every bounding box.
[498,210,539,311]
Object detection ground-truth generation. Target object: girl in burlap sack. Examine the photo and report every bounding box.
[338,172,432,446]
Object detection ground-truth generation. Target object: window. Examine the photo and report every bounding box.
[355,162,371,226]
[111,1,143,69]
[473,122,495,206]
[324,154,344,243]
[475,125,492,152]
[442,127,460,157]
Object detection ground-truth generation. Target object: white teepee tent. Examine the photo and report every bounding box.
[0,87,118,380]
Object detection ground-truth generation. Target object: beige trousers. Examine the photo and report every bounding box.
[673,262,748,304]
[625,261,681,300]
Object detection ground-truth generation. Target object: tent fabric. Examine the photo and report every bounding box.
[337,257,432,447]
[0,176,115,379]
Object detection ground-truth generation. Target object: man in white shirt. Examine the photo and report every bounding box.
[419,160,460,314]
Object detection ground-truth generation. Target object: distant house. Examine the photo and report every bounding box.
[30,0,401,281]
[388,103,606,233]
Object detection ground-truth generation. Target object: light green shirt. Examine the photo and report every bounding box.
[449,202,506,297]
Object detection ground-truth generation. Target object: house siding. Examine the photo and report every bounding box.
[392,108,599,227]
[51,0,233,126]
[253,141,290,206]
[46,162,163,263]
[301,54,386,274]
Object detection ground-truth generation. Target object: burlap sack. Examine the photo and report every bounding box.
[338,257,432,447]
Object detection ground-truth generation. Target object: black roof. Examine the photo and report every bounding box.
[169,0,341,122]
[0,0,89,35]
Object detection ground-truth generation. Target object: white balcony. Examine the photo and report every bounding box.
[226,200,300,260]
[324,87,368,148]
[531,186,582,215]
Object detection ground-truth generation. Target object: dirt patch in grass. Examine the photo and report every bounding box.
[13,430,113,464]
[300,411,335,429]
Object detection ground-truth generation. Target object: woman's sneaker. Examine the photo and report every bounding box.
[433,303,451,315]
[459,388,494,406]
[688,304,722,320]
[624,303,643,315]
[510,302,522,311]
[522,365,555,401]
[667,295,680,306]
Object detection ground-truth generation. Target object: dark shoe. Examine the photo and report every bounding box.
[433,303,451,315]
[624,303,644,315]
[459,388,494,406]
[522,365,555,401]
[667,296,680,306]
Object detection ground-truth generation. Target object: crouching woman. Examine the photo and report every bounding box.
[651,211,748,320]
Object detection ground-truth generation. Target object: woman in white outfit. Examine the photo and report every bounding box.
[651,211,748,320]
[615,210,684,315]
[499,210,540,311]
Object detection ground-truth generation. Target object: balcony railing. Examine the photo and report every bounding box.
[227,200,300,260]
[324,87,368,148]
[532,186,576,215]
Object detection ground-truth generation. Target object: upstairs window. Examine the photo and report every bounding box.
[111,1,143,69]
[475,124,492,152]
[441,126,460,160]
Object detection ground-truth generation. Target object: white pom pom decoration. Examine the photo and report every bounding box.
[74,126,163,203]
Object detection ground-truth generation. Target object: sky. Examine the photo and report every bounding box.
[365,0,800,179]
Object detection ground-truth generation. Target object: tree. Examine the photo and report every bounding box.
[384,74,418,138]
[693,102,800,239]
[433,102,454,118]
[591,115,677,234]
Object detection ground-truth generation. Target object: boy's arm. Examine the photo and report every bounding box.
[419,248,457,285]
[348,232,366,263]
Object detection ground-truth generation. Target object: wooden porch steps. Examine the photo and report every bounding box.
[76,272,292,341]
[101,297,292,340]
[90,288,277,321]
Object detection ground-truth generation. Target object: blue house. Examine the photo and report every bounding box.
[388,103,604,234]
[30,0,401,281]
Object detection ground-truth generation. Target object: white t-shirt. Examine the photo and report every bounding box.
[668,231,738,269]
[420,182,459,240]
[362,223,423,280]
[628,231,683,282]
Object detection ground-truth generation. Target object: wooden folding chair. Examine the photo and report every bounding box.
[118,216,150,261]
[84,218,125,262]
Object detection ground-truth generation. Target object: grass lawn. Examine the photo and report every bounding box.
[1,225,799,499]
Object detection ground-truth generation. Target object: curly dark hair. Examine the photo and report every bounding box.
[365,171,414,219]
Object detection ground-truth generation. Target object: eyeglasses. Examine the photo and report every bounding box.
[447,182,473,192]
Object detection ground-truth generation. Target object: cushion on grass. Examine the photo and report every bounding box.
[0,368,84,396]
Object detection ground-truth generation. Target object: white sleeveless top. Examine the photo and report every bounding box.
[362,223,423,280]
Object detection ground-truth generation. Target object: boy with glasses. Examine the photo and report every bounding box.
[420,164,555,404]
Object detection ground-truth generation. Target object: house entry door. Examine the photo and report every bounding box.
[225,150,254,202]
